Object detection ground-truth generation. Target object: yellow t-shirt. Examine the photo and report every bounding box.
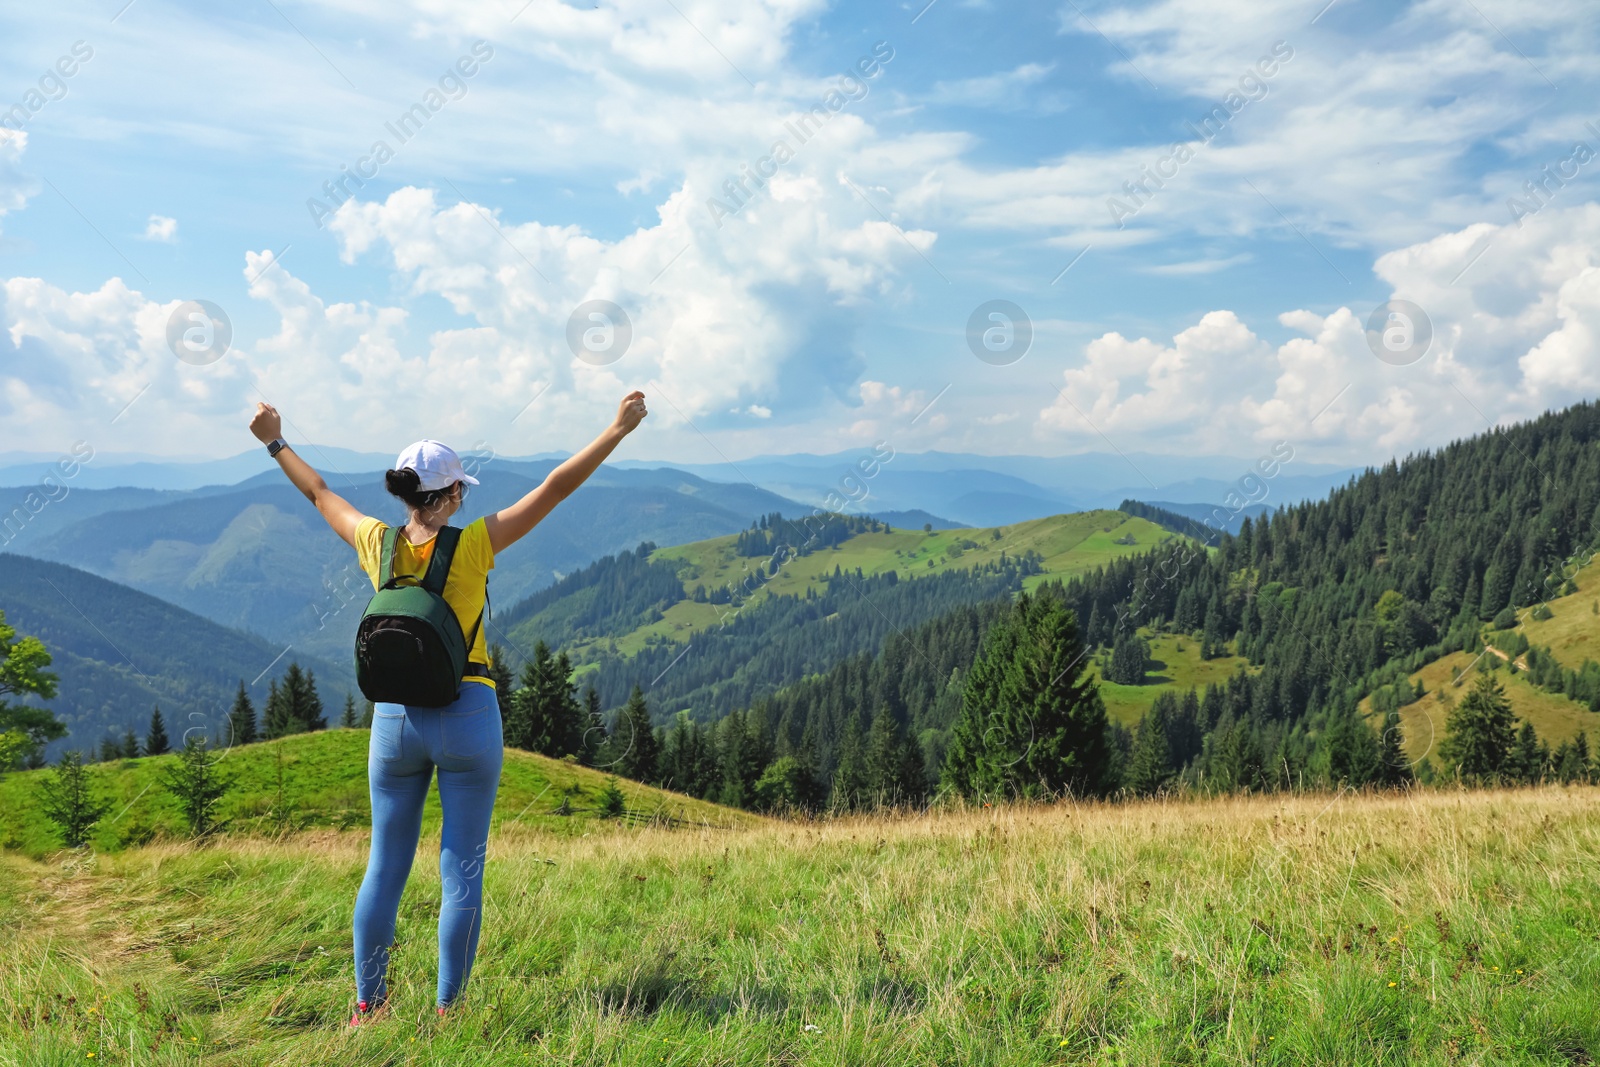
[354,516,496,688]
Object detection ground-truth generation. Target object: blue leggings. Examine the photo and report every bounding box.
[352,681,503,1007]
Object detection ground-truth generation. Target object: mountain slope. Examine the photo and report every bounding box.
[0,554,357,754]
[13,468,806,664]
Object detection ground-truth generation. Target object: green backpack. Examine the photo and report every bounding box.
[355,525,486,708]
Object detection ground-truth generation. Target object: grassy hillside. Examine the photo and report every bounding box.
[1520,555,1600,670]
[4,787,1599,1064]
[532,509,1182,664]
[0,729,754,858]
[1364,651,1600,763]
[1358,560,1600,761]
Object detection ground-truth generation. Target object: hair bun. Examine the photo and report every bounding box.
[385,467,421,495]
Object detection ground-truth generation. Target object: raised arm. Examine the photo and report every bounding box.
[248,402,365,548]
[484,391,648,554]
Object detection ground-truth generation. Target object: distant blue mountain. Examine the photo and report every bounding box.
[2,468,808,668]
[0,553,355,756]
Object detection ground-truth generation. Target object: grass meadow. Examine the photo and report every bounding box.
[5,785,1600,1065]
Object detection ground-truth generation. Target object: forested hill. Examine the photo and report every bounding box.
[0,554,355,754]
[661,402,1600,809]
[1061,403,1600,714]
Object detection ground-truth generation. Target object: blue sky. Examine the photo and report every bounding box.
[1,0,1596,472]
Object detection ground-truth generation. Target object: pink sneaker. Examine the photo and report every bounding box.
[348,999,387,1027]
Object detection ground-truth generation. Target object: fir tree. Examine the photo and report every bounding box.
[830,714,868,812]
[1319,707,1380,786]
[226,681,258,747]
[161,736,231,837]
[340,693,358,729]
[145,706,170,756]
[120,727,141,759]
[1374,709,1413,786]
[1438,673,1517,781]
[1105,632,1150,685]
[487,642,516,694]
[580,685,605,765]
[263,665,325,738]
[1507,720,1545,784]
[941,591,1112,800]
[1125,693,1175,795]
[36,751,109,848]
[1556,731,1592,784]
[612,685,660,784]
[261,678,289,740]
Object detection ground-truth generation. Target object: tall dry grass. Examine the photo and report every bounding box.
[5,785,1600,1064]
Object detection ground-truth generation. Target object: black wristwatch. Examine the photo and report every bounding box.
[266,438,289,458]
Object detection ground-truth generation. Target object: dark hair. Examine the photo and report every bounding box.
[385,468,458,511]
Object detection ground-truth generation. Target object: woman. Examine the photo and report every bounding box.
[247,390,648,1023]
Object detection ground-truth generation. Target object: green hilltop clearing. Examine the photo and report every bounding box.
[550,509,1181,663]
[0,729,754,858]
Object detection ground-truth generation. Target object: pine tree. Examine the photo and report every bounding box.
[37,751,109,847]
[941,591,1112,800]
[261,678,290,740]
[120,727,141,759]
[263,665,325,738]
[1125,693,1175,795]
[1105,632,1150,685]
[1556,731,1592,784]
[580,685,604,765]
[1319,707,1379,786]
[1207,715,1266,792]
[1374,709,1413,786]
[1438,673,1517,781]
[340,693,358,728]
[145,706,170,756]
[487,642,516,694]
[161,736,231,837]
[830,714,868,812]
[361,700,375,728]
[1200,592,1225,660]
[226,681,258,747]
[1507,720,1545,784]
[864,705,903,807]
[612,685,660,784]
[285,663,326,732]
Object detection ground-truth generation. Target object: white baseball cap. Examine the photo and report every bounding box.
[394,440,480,491]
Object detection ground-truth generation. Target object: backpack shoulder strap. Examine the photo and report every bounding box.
[421,525,463,596]
[378,524,404,589]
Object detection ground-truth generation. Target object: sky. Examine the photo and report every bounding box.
[0,0,1597,474]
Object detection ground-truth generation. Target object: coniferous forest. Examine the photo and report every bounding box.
[482,402,1600,813]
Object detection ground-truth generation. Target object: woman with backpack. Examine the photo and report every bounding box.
[247,390,648,1023]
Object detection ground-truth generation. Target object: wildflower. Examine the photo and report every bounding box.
[1388,982,1397,987]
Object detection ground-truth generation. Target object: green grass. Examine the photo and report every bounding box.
[4,787,1600,1064]
[1363,651,1600,763]
[1091,633,1252,727]
[1520,554,1600,671]
[0,730,754,858]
